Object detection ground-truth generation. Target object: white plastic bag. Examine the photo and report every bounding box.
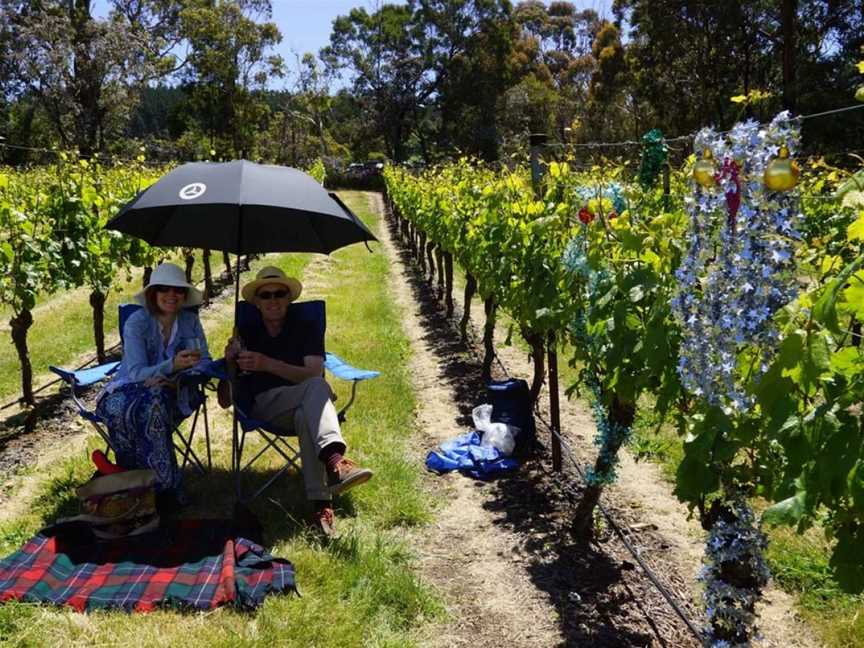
[472,404,519,456]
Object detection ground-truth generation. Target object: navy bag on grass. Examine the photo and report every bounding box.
[486,378,534,448]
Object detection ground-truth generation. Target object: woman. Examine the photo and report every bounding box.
[96,262,210,497]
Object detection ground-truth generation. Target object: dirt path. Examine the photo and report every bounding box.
[372,193,817,648]
[373,193,565,647]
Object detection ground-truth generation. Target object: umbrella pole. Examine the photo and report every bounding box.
[232,213,244,503]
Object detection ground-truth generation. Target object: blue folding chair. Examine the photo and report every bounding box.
[50,303,214,474]
[226,300,380,501]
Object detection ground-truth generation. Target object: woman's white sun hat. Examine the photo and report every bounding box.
[134,262,203,307]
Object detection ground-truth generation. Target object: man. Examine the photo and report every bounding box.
[218,266,373,536]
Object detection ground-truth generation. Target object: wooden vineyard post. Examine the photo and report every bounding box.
[663,163,671,211]
[530,132,561,470]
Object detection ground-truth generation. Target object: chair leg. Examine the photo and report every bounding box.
[236,430,302,503]
[203,397,212,470]
[337,380,360,423]
[180,406,201,470]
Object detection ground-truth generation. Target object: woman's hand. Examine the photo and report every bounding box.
[236,350,272,373]
[173,350,199,372]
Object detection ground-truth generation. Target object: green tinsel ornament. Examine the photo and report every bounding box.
[638,128,668,189]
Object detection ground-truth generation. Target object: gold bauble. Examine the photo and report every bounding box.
[763,146,800,192]
[693,149,716,188]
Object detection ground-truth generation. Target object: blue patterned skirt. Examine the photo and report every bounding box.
[95,383,183,493]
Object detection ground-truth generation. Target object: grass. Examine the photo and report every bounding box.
[0,192,443,647]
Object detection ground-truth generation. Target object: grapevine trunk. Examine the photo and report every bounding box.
[89,289,107,364]
[9,309,34,406]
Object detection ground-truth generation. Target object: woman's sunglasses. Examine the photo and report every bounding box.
[154,285,188,295]
[257,289,289,300]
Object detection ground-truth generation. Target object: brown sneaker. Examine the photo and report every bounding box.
[311,504,336,537]
[327,458,373,495]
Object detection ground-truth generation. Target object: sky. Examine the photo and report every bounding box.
[93,0,612,89]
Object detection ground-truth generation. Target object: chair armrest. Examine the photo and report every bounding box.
[49,361,121,389]
[195,358,228,381]
[324,352,380,382]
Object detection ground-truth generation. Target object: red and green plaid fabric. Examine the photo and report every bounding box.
[0,520,295,612]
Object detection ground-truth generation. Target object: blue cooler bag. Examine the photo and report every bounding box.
[486,378,534,447]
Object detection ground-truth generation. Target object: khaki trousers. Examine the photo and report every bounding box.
[250,377,344,501]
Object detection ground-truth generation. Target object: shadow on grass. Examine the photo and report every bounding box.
[385,208,670,647]
[33,461,360,552]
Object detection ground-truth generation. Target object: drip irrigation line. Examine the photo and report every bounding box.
[488,343,705,643]
[532,407,705,643]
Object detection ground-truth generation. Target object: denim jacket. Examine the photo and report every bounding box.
[107,308,211,415]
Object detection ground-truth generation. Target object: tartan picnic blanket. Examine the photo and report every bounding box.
[0,519,295,612]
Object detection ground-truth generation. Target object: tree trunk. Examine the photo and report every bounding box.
[184,252,195,283]
[202,249,214,305]
[571,396,636,541]
[223,251,233,282]
[460,273,477,342]
[781,0,798,111]
[444,251,454,317]
[482,297,497,382]
[435,247,445,299]
[90,289,107,363]
[522,327,545,404]
[142,266,153,288]
[10,309,34,406]
[418,231,427,271]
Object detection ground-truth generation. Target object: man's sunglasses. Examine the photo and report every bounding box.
[257,289,289,300]
[154,285,188,295]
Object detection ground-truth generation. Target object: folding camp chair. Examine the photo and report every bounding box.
[50,303,214,474]
[227,300,380,502]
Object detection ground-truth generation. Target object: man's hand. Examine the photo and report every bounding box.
[237,350,271,373]
[173,350,199,372]
[224,337,242,362]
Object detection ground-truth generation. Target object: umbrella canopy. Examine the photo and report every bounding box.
[107,160,376,254]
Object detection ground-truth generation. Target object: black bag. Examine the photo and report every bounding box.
[486,378,534,447]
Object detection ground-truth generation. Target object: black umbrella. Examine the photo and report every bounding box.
[108,160,375,254]
[106,160,377,497]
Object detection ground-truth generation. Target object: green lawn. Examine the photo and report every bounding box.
[0,192,442,647]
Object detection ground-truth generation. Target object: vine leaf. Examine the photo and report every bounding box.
[762,491,807,526]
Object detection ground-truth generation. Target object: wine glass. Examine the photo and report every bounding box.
[235,336,251,377]
[184,337,202,363]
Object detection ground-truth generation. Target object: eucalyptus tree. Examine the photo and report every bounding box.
[178,0,284,159]
[7,0,183,156]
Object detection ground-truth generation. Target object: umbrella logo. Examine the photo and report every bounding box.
[178,182,207,200]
